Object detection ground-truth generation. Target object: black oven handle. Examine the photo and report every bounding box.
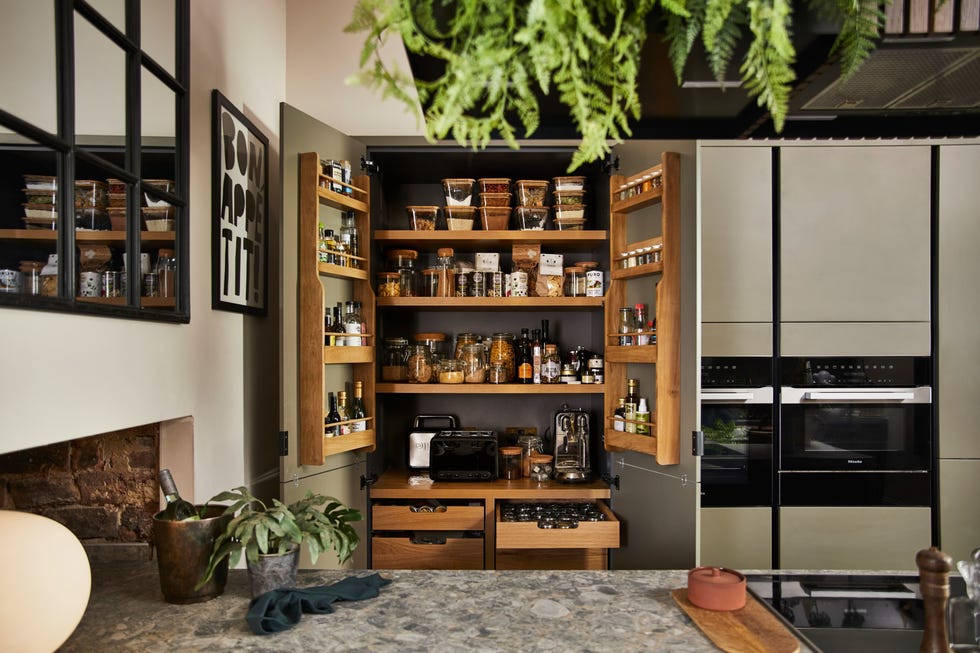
[780,386,932,404]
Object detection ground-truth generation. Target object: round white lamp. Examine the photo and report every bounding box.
[0,510,92,652]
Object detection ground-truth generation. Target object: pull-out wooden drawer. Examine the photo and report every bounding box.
[495,501,620,550]
[372,503,484,531]
[372,536,484,569]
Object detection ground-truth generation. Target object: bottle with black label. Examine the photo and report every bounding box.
[326,392,342,438]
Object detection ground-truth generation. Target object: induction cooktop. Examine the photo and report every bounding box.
[746,573,967,653]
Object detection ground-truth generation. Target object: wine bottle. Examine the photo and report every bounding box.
[351,380,367,432]
[625,378,640,433]
[517,328,533,384]
[613,397,626,432]
[158,469,197,521]
[326,391,342,437]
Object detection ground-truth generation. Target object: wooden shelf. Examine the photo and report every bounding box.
[604,345,658,364]
[322,345,374,364]
[321,429,375,458]
[373,229,607,252]
[377,296,603,310]
[371,470,612,500]
[0,229,175,244]
[610,261,664,280]
[604,428,659,457]
[376,382,604,395]
[317,261,369,281]
[317,186,368,214]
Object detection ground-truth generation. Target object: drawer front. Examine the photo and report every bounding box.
[495,502,620,550]
[372,536,484,570]
[496,548,608,570]
[372,504,484,531]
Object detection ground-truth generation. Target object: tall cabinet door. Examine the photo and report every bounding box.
[700,145,772,356]
[780,146,931,354]
[279,103,369,568]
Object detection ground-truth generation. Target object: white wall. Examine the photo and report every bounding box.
[0,1,287,503]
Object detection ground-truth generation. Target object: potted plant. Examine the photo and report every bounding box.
[198,487,362,597]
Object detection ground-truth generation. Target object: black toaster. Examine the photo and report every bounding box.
[428,430,498,481]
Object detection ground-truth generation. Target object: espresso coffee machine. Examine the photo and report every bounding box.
[553,404,590,483]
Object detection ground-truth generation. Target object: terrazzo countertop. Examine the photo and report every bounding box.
[59,563,815,652]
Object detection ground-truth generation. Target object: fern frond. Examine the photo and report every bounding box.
[740,0,796,131]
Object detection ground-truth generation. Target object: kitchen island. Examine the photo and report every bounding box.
[59,562,815,652]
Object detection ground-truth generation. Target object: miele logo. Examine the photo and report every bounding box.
[847,459,863,464]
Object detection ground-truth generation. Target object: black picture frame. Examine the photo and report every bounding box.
[211,89,269,315]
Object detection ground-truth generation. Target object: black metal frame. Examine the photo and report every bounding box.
[0,0,190,322]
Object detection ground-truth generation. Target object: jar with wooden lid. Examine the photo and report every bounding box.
[386,248,418,296]
[563,266,586,297]
[433,247,456,298]
[500,446,523,480]
[488,332,515,383]
[421,268,440,297]
[377,271,400,297]
[414,333,448,379]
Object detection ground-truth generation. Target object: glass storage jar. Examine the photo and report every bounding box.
[488,332,516,383]
[563,266,586,297]
[528,454,554,481]
[434,247,456,298]
[421,268,439,297]
[487,361,508,384]
[406,345,434,384]
[459,343,486,383]
[414,332,448,361]
[377,271,400,297]
[454,332,479,359]
[500,446,523,480]
[386,248,418,296]
[381,337,409,381]
[437,358,465,384]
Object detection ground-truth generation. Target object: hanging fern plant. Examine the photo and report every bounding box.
[345,0,890,170]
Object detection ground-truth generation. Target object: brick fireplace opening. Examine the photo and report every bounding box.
[0,419,193,562]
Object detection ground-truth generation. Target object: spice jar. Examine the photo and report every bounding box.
[488,332,515,383]
[500,446,523,480]
[382,337,409,381]
[377,271,400,297]
[434,247,456,298]
[459,343,486,383]
[563,266,586,297]
[386,249,418,296]
[438,358,465,384]
[406,345,434,383]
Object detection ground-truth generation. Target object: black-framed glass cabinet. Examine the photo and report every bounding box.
[0,0,190,321]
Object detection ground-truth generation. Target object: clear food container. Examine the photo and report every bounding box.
[479,206,511,230]
[74,180,108,208]
[142,206,175,231]
[479,192,511,207]
[515,180,548,207]
[22,188,57,205]
[554,217,586,231]
[514,206,548,231]
[500,446,523,479]
[553,175,586,191]
[553,203,586,220]
[23,174,56,191]
[437,358,465,384]
[382,337,409,381]
[406,345,434,383]
[441,178,475,206]
[75,207,110,230]
[405,205,438,231]
[444,206,476,231]
[377,271,401,297]
[477,178,510,194]
[386,248,418,297]
[553,189,586,205]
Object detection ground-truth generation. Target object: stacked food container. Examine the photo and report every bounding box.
[552,175,587,230]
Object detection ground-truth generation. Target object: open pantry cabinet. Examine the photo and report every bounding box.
[280,102,698,570]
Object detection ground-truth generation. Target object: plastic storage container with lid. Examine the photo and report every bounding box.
[441,178,475,206]
[515,180,548,207]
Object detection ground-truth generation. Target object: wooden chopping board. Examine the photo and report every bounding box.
[672,588,800,653]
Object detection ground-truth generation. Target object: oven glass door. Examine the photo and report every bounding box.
[701,388,773,506]
[780,387,931,471]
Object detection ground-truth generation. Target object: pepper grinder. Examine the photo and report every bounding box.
[917,546,954,653]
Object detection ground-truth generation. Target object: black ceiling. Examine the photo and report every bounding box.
[405,11,980,142]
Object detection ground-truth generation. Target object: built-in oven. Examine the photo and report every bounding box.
[700,357,773,507]
[779,356,932,507]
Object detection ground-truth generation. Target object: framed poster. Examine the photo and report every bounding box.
[211,89,269,315]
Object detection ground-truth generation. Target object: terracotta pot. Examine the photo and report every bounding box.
[246,545,300,598]
[687,566,746,611]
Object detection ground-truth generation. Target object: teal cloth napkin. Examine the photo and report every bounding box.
[246,573,391,635]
